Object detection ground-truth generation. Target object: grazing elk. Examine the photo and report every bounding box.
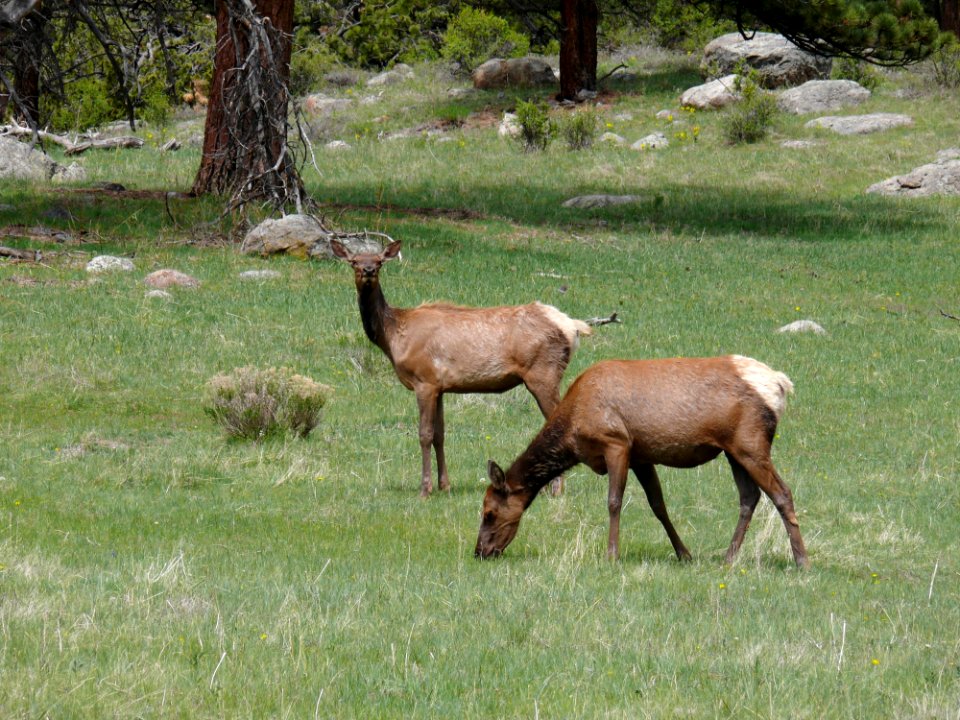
[331,239,591,497]
[475,356,810,568]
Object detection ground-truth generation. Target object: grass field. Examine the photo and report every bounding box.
[2,52,959,718]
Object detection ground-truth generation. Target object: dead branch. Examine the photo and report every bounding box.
[1,118,143,154]
[0,245,41,261]
[585,312,621,327]
[939,308,960,322]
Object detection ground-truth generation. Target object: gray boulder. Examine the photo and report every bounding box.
[241,215,383,259]
[702,32,831,88]
[302,94,352,116]
[679,75,739,110]
[87,255,135,273]
[777,79,870,115]
[805,113,913,135]
[0,136,60,181]
[562,194,645,209]
[367,63,414,87]
[144,269,200,289]
[866,149,960,197]
[631,132,669,150]
[472,57,557,90]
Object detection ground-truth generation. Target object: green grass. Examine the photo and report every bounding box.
[2,51,960,718]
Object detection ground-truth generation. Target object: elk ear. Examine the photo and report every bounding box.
[487,461,507,491]
[382,240,402,260]
[330,239,350,260]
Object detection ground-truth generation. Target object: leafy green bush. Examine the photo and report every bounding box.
[831,57,884,91]
[514,99,555,151]
[337,0,449,68]
[290,27,340,97]
[559,109,599,150]
[441,7,530,72]
[722,70,779,144]
[928,37,960,88]
[204,367,332,441]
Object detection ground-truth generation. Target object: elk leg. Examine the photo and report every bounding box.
[605,446,630,559]
[727,450,809,568]
[633,463,692,561]
[434,394,450,492]
[723,453,761,564]
[415,388,439,497]
[524,375,564,496]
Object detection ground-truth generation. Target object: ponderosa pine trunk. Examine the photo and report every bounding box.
[558,0,598,101]
[191,0,306,212]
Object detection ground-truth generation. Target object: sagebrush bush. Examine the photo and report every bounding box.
[441,6,529,72]
[722,70,779,144]
[559,109,599,150]
[514,99,555,151]
[204,367,331,440]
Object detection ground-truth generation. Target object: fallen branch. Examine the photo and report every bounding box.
[585,312,621,327]
[939,308,960,322]
[1,118,143,154]
[0,245,41,261]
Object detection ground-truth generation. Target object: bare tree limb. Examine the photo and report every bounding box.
[0,0,39,27]
[939,308,960,322]
[1,118,143,153]
[585,312,621,326]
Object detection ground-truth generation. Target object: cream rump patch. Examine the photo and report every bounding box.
[535,302,592,348]
[730,355,794,419]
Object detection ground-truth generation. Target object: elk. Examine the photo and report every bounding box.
[475,356,810,568]
[331,238,591,497]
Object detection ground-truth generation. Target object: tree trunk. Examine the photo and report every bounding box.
[191,0,305,213]
[13,12,43,125]
[942,0,960,37]
[558,0,598,101]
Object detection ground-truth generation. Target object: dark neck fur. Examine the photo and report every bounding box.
[357,282,395,359]
[509,418,577,499]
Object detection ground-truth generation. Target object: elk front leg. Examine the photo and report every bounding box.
[605,446,630,559]
[633,463,692,562]
[434,394,450,492]
[415,388,439,497]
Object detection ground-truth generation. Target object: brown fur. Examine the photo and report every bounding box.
[332,239,590,496]
[476,357,809,568]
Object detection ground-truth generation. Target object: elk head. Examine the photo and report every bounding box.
[475,461,529,558]
[330,239,401,289]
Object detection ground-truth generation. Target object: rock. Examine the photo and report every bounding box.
[679,75,740,110]
[367,63,414,87]
[240,215,382,259]
[447,88,474,99]
[805,113,913,135]
[160,139,181,152]
[325,140,351,150]
[0,136,61,181]
[471,57,557,90]
[498,112,520,138]
[145,289,173,300]
[781,140,819,149]
[701,31,831,88]
[239,269,282,281]
[562,194,645,209]
[302,94,352,115]
[777,79,870,115]
[866,152,960,197]
[144,269,200,289]
[87,255,135,273]
[599,132,627,145]
[242,214,332,258]
[631,132,669,150]
[655,109,676,121]
[778,319,826,335]
[51,162,86,184]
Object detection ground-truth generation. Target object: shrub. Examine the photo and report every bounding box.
[722,69,779,144]
[204,367,331,441]
[831,57,884,91]
[559,109,599,150]
[928,37,960,88]
[514,99,555,151]
[290,27,340,97]
[442,7,530,73]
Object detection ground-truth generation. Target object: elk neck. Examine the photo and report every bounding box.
[509,418,577,500]
[357,279,397,359]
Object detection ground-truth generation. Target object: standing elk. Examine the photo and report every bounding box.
[331,239,591,497]
[475,356,810,568]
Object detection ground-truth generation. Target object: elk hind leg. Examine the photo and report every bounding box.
[723,452,761,564]
[727,450,809,568]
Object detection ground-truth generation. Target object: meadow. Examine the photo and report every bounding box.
[1,51,959,718]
